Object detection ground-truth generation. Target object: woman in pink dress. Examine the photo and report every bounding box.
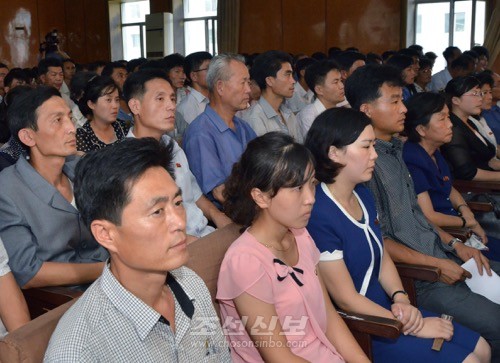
[217,132,369,363]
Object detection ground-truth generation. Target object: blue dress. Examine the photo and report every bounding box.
[402,141,500,261]
[307,183,480,363]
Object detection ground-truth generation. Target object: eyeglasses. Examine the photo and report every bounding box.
[193,67,208,73]
[463,90,486,97]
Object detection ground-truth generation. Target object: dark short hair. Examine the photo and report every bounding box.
[404,92,446,143]
[399,48,420,59]
[122,68,170,103]
[311,52,327,61]
[345,64,404,111]
[138,60,165,71]
[126,57,147,74]
[443,46,461,61]
[463,50,479,61]
[294,57,316,79]
[304,59,341,97]
[163,53,185,72]
[445,75,480,108]
[101,61,127,78]
[305,108,371,184]
[475,71,494,88]
[471,46,489,60]
[0,63,8,69]
[382,50,397,61]
[425,51,438,61]
[366,52,383,64]
[418,57,433,70]
[79,76,119,117]
[386,54,414,73]
[450,54,474,71]
[7,86,61,145]
[250,50,293,90]
[88,61,107,72]
[74,137,175,227]
[184,51,213,85]
[4,68,30,88]
[223,132,315,228]
[69,71,98,102]
[38,58,63,76]
[335,51,366,72]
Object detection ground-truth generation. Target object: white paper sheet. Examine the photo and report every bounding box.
[462,258,500,304]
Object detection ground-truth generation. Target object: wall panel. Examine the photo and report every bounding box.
[282,0,326,55]
[83,0,111,62]
[64,0,86,63]
[239,0,283,54]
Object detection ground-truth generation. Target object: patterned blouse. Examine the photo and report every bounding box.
[76,119,129,153]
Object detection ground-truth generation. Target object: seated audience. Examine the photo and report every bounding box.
[176,51,213,127]
[38,58,72,108]
[470,71,500,157]
[297,59,345,137]
[335,51,366,82]
[69,71,98,128]
[0,63,9,103]
[123,69,231,241]
[60,58,76,99]
[429,46,461,93]
[441,76,500,181]
[386,54,417,100]
[482,72,500,142]
[285,57,316,114]
[0,69,30,143]
[218,131,369,362]
[76,76,129,153]
[0,237,30,337]
[471,46,490,72]
[184,53,256,206]
[0,86,107,288]
[163,53,188,104]
[244,50,303,142]
[403,92,500,255]
[44,137,231,362]
[345,64,500,360]
[101,61,132,123]
[306,107,490,363]
[414,57,433,93]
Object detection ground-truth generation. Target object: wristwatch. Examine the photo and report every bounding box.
[447,237,462,250]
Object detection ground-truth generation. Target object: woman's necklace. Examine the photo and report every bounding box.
[251,229,292,252]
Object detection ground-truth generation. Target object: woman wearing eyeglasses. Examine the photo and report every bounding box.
[441,76,500,181]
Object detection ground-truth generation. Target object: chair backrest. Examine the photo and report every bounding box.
[0,299,76,362]
[185,223,242,315]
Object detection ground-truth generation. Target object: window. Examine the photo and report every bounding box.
[121,0,150,60]
[183,0,218,55]
[413,0,486,72]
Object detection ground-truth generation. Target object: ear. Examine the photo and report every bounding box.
[299,69,306,79]
[415,124,426,138]
[314,84,324,97]
[451,96,461,107]
[87,99,96,111]
[328,145,343,163]
[265,76,274,89]
[3,86,10,94]
[17,128,36,148]
[250,187,271,209]
[190,71,198,83]
[360,103,372,118]
[215,79,224,96]
[340,70,348,81]
[39,74,46,84]
[90,220,119,254]
[128,98,141,116]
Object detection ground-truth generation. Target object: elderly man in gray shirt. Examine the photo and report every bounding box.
[45,138,231,362]
[346,63,500,360]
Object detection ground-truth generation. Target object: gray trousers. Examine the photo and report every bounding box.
[417,260,500,360]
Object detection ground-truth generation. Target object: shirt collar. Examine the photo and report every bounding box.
[313,98,326,114]
[101,262,195,341]
[374,136,403,154]
[189,87,209,104]
[205,105,240,133]
[258,97,292,119]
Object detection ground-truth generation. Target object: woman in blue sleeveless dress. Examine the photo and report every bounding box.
[305,107,490,363]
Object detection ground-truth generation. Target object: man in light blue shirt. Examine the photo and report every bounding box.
[184,54,256,206]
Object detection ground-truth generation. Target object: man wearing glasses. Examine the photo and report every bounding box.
[176,51,213,131]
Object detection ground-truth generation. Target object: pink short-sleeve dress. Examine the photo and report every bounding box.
[217,227,345,363]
